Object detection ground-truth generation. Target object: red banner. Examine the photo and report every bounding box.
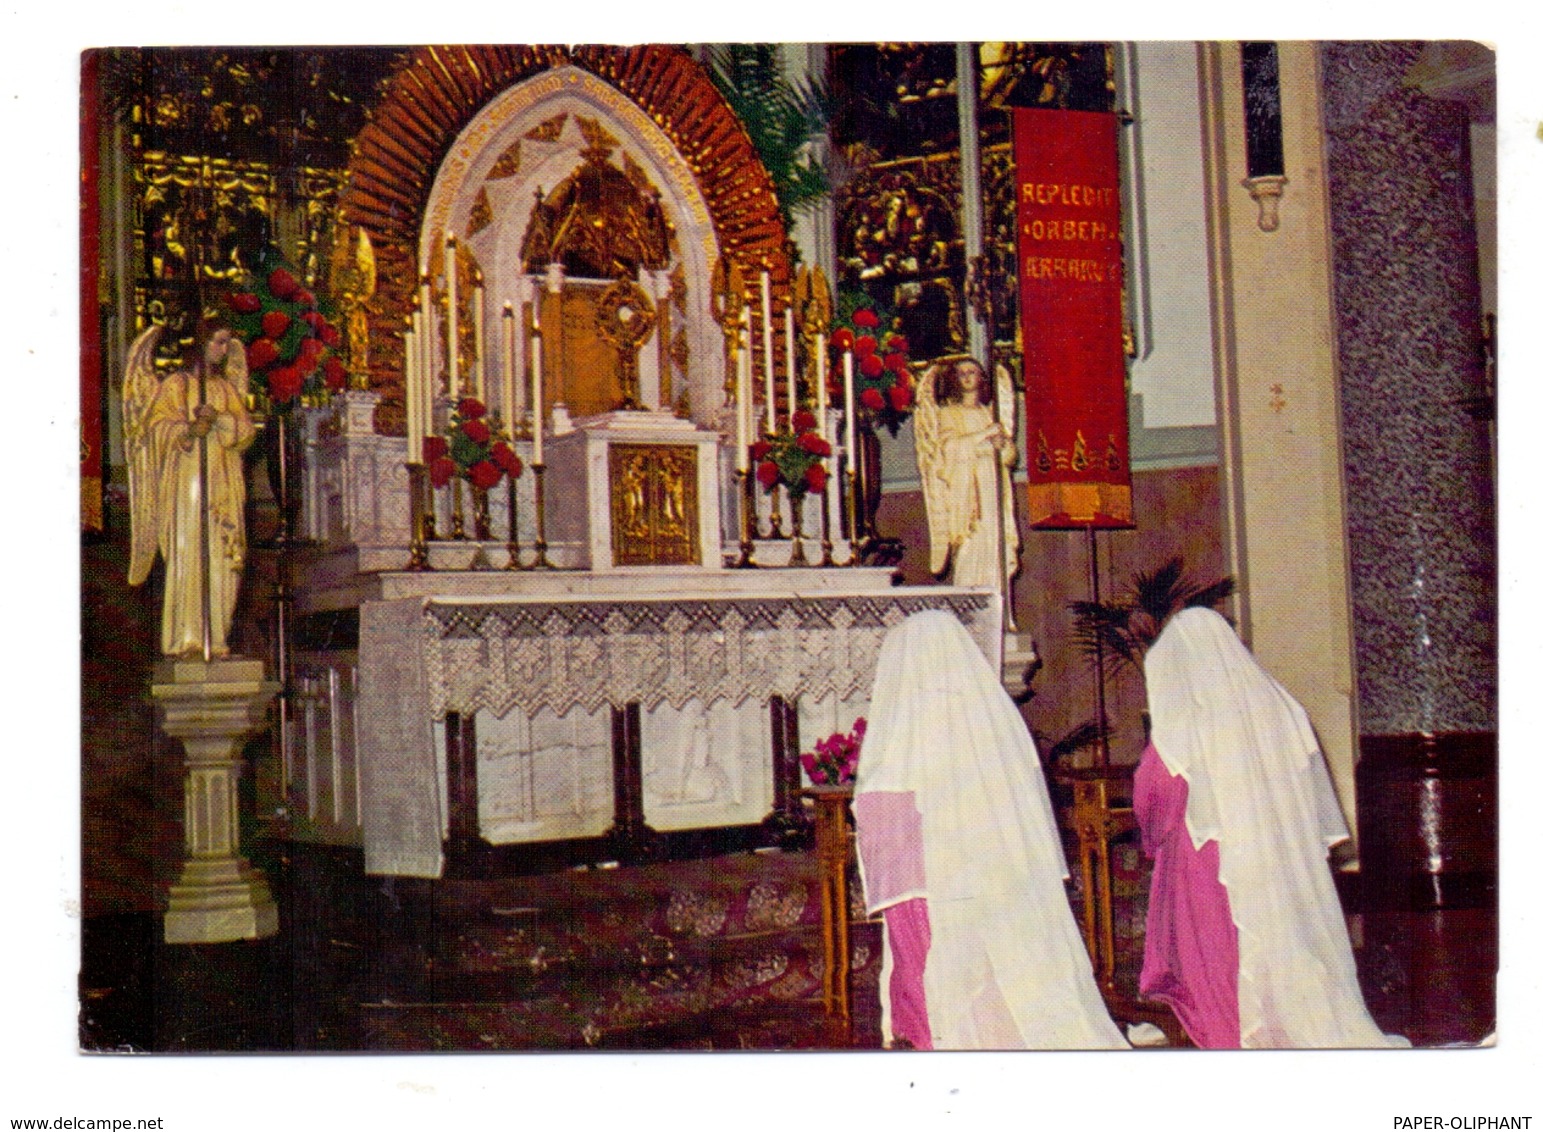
[1013,108,1133,529]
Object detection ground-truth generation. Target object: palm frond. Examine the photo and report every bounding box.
[1041,719,1105,763]
[706,44,832,228]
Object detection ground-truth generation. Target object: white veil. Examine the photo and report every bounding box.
[856,610,1126,1049]
[1145,607,1406,1047]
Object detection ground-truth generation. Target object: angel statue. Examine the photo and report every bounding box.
[124,316,257,658]
[914,354,1020,592]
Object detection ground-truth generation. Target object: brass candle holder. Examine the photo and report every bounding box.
[788,493,809,567]
[504,470,523,570]
[844,467,862,567]
[531,462,553,569]
[405,462,432,572]
[767,480,786,540]
[733,468,757,569]
[450,478,467,541]
[819,476,835,567]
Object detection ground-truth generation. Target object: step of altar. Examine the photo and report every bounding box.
[357,847,883,1050]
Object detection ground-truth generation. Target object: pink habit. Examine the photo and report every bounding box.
[1133,742,1241,1048]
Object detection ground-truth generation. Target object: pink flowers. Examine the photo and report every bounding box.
[800,718,866,786]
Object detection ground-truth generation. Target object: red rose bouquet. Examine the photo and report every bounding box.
[800,718,866,786]
[225,251,347,409]
[429,396,522,490]
[752,409,832,499]
[829,293,914,437]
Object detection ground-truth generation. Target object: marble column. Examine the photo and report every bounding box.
[156,657,281,944]
[1320,41,1497,1045]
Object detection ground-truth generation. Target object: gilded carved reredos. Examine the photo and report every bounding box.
[338,45,791,435]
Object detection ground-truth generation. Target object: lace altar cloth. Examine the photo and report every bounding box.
[359,588,1000,877]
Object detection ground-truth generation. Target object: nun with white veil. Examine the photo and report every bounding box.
[1137,607,1408,1048]
[852,610,1127,1050]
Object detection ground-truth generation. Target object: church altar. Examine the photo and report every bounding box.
[264,49,1013,880]
[287,565,999,877]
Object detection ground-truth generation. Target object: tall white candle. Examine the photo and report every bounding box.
[531,326,545,466]
[784,305,796,423]
[418,272,433,395]
[409,309,424,451]
[760,272,775,433]
[472,278,485,401]
[501,303,515,434]
[405,326,420,464]
[736,308,752,473]
[816,331,828,436]
[843,348,857,473]
[445,233,459,396]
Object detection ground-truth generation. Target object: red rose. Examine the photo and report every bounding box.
[830,328,855,353]
[852,308,880,330]
[262,310,291,339]
[322,356,347,392]
[798,432,832,457]
[490,441,523,477]
[461,418,491,445]
[228,291,262,314]
[294,288,316,308]
[804,464,829,493]
[246,338,279,370]
[859,353,885,379]
[423,435,449,463]
[885,334,909,355]
[854,334,878,358]
[884,351,907,374]
[267,365,304,403]
[429,455,456,488]
[320,323,341,348]
[267,268,299,300]
[889,384,914,412]
[457,397,487,421]
[749,439,773,462]
[859,388,886,411]
[756,459,781,489]
[301,310,325,331]
[468,459,503,491]
[298,335,325,360]
[792,409,817,434]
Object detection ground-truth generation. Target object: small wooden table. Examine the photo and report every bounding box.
[801,785,855,1031]
[1054,764,1137,991]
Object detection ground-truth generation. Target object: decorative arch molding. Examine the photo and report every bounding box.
[339,44,790,431]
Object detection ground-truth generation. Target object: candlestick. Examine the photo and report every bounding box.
[784,305,796,423]
[760,271,775,434]
[418,272,434,398]
[405,463,432,572]
[501,303,516,433]
[504,470,523,571]
[531,326,544,466]
[532,462,552,569]
[472,278,485,401]
[733,468,757,569]
[446,233,459,396]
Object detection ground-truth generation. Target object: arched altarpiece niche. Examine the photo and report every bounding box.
[340,45,792,434]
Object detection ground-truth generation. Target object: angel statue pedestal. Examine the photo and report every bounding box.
[155,657,281,944]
